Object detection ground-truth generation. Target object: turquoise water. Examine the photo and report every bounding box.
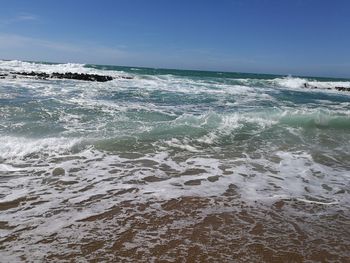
[0,60,349,261]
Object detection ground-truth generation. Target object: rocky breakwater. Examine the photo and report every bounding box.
[7,71,133,82]
[303,83,350,92]
[334,86,350,92]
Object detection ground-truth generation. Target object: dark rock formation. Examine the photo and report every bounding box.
[335,86,350,92]
[51,72,113,82]
[52,167,65,176]
[10,71,115,82]
[303,83,350,92]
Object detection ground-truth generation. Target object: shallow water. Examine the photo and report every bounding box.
[0,60,349,262]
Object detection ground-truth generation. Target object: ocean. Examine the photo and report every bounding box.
[0,60,349,262]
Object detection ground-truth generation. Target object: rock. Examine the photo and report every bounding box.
[184,179,203,186]
[4,71,134,82]
[303,83,350,92]
[303,83,317,89]
[207,175,220,182]
[335,86,350,92]
[10,71,115,82]
[51,72,114,82]
[52,167,65,176]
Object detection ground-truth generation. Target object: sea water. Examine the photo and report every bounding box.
[0,60,349,261]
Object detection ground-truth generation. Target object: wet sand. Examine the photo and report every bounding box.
[1,192,349,262]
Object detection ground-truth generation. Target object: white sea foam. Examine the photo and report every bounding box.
[2,140,347,208]
[0,132,349,263]
[0,136,82,161]
[0,60,87,73]
[273,76,307,89]
[0,59,128,78]
[272,76,350,91]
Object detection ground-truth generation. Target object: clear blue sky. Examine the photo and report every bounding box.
[0,0,349,77]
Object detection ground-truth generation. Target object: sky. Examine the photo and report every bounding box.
[0,0,350,77]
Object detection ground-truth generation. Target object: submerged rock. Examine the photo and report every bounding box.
[52,167,65,176]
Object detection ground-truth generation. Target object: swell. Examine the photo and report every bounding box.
[1,109,349,164]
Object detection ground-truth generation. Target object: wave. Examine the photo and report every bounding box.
[277,109,350,129]
[0,136,83,161]
[0,60,86,73]
[0,60,128,78]
[170,109,350,133]
[271,76,350,91]
[1,109,348,161]
[90,109,350,153]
